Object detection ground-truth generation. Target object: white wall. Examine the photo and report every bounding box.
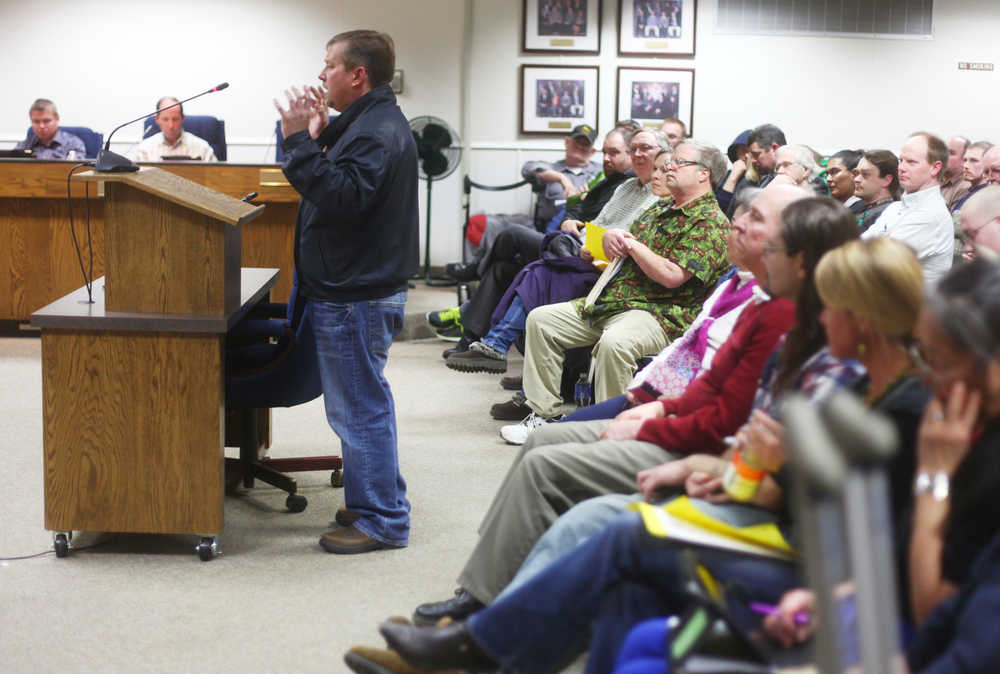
[4,0,1000,265]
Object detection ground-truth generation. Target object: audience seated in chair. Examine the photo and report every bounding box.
[951,140,993,215]
[852,149,900,232]
[940,135,971,210]
[494,141,732,442]
[760,257,1000,673]
[773,144,828,196]
[441,128,664,375]
[862,132,953,285]
[350,197,893,674]
[435,127,638,355]
[388,198,847,672]
[718,123,787,215]
[825,148,863,210]
[959,184,1000,261]
[406,189,854,628]
[659,116,687,148]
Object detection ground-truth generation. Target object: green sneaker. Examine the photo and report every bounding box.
[426,306,462,329]
[435,323,464,342]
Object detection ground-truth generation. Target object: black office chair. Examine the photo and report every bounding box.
[142,115,227,160]
[224,272,342,512]
[459,174,545,303]
[24,126,104,158]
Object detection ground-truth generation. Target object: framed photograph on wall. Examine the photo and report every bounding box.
[616,67,695,133]
[521,64,599,135]
[618,0,696,56]
[523,0,602,54]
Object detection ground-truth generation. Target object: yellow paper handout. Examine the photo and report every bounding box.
[584,222,610,262]
[630,497,798,561]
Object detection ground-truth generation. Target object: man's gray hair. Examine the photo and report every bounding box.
[678,140,728,190]
[780,144,820,179]
[734,186,763,212]
[635,128,671,152]
[925,258,1000,363]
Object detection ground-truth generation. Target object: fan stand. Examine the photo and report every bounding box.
[421,175,456,286]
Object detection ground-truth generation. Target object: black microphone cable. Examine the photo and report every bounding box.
[66,162,96,304]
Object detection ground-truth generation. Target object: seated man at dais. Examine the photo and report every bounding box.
[15,98,86,159]
[129,96,218,162]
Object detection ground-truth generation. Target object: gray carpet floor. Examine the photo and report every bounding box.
[0,282,591,673]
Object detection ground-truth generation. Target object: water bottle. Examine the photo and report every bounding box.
[574,373,592,408]
[722,447,766,501]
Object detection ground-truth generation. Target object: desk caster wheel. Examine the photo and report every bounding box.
[54,533,71,558]
[331,469,343,488]
[286,494,307,513]
[196,537,219,562]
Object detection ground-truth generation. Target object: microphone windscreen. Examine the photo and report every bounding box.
[214,82,230,92]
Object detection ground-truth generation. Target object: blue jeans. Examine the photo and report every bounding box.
[481,295,527,354]
[309,291,410,547]
[467,512,799,674]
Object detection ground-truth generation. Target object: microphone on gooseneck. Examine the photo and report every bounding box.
[95,82,230,173]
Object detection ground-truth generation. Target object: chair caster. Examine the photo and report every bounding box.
[331,469,343,488]
[54,532,72,558]
[286,493,308,513]
[196,537,221,561]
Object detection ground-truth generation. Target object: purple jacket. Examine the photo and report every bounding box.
[490,232,599,327]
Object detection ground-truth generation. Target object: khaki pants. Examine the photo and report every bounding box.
[457,420,675,603]
[523,302,669,418]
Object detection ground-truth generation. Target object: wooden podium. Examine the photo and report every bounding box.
[31,168,273,561]
[0,159,299,322]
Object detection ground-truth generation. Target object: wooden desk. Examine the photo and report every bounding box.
[0,159,297,321]
[32,268,279,560]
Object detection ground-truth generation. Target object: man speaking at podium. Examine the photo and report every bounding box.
[274,30,419,554]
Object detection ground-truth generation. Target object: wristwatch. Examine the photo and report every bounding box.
[914,471,950,501]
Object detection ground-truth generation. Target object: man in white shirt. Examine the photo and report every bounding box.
[129,97,217,162]
[861,132,953,285]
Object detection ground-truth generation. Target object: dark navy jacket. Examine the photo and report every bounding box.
[281,84,419,302]
[908,528,1000,672]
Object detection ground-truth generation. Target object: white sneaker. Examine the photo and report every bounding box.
[500,412,552,446]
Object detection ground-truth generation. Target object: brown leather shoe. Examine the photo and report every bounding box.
[490,395,531,420]
[319,526,397,554]
[335,507,361,527]
[345,645,461,674]
[379,620,497,672]
[345,645,462,674]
